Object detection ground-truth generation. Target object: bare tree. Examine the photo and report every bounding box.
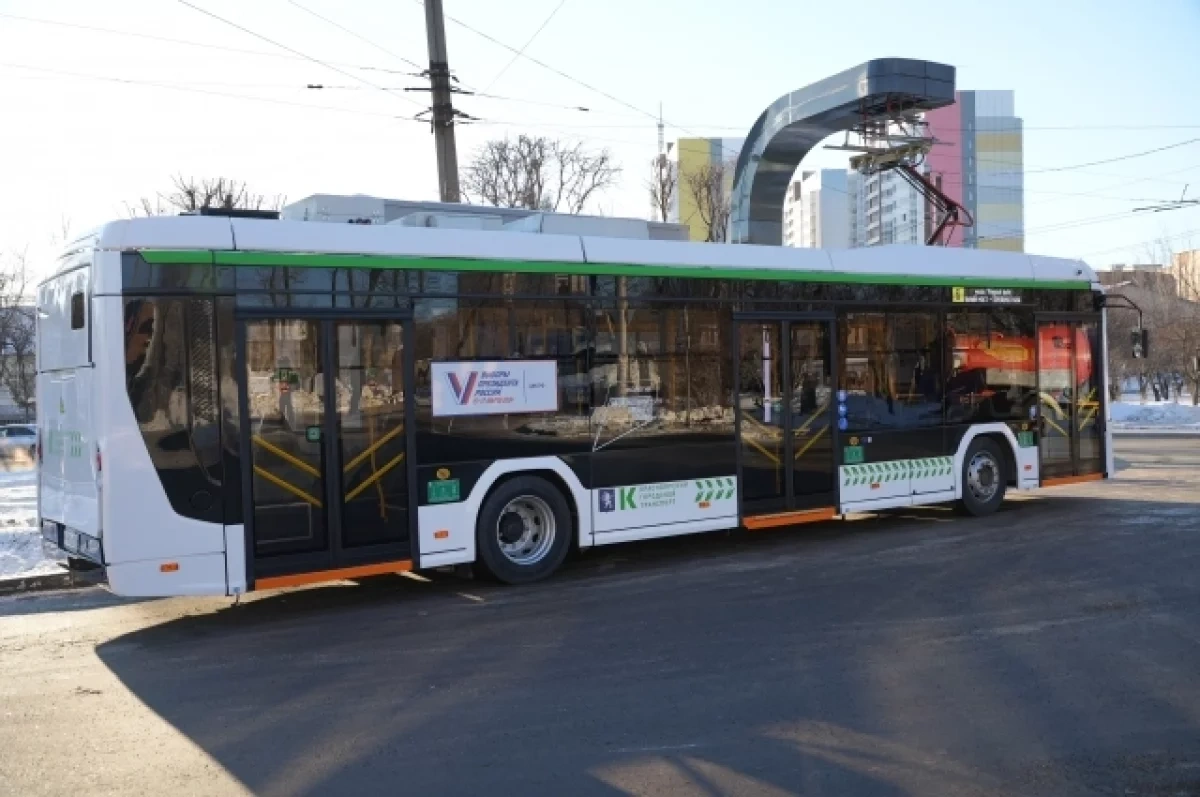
[683,160,733,242]
[462,135,620,214]
[647,150,677,223]
[0,251,35,420]
[128,175,285,217]
[1107,237,1200,405]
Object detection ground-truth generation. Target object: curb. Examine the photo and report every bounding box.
[1112,429,1200,437]
[0,569,103,596]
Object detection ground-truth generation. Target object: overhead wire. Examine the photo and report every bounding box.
[8,12,1200,140]
[10,8,1200,250]
[473,119,1200,202]
[482,0,567,92]
[410,0,696,134]
[980,205,1200,241]
[284,0,424,72]
[0,11,411,75]
[0,61,417,120]
[175,0,424,107]
[1025,137,1200,174]
[1079,228,1200,259]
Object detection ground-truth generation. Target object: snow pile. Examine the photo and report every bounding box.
[1110,399,1200,432]
[0,466,62,579]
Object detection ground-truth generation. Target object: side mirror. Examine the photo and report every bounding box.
[1131,328,1149,359]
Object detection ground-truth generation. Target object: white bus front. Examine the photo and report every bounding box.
[37,245,103,566]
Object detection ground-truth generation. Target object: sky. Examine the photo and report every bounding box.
[2,0,1199,279]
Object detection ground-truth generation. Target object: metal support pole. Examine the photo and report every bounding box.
[424,0,461,202]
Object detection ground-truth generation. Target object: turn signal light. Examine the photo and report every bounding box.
[160,562,179,573]
[433,530,449,540]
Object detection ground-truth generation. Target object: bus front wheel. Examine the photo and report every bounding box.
[958,438,1007,517]
[475,476,572,584]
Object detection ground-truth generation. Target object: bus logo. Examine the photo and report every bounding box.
[445,372,479,405]
[597,488,637,512]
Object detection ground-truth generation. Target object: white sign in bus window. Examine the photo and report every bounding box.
[431,361,559,417]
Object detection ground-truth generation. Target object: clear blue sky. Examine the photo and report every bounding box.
[2,0,1198,275]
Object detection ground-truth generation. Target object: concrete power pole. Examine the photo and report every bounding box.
[424,0,461,202]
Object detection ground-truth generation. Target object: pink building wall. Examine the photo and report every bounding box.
[924,96,964,247]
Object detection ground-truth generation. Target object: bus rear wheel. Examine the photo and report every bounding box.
[958,437,1007,517]
[475,476,572,584]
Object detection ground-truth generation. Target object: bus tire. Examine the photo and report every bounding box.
[475,476,572,585]
[958,437,1007,517]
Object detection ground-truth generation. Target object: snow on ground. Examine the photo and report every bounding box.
[1110,396,1200,432]
[0,463,62,579]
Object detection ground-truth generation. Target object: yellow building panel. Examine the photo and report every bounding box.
[976,203,1024,224]
[978,237,1024,252]
[676,138,714,242]
[976,131,1023,152]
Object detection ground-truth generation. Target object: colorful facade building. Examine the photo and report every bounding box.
[673,137,745,242]
[924,90,1024,251]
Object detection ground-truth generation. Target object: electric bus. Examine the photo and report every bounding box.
[37,209,1112,596]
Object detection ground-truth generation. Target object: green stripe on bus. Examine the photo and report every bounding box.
[137,249,1092,290]
[141,249,215,264]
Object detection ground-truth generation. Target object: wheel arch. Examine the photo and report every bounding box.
[465,456,592,551]
[486,468,582,552]
[952,423,1021,499]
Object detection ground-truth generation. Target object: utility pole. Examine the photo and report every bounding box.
[424,0,461,202]
[657,102,665,159]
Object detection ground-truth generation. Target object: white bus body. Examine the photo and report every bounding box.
[37,213,1111,597]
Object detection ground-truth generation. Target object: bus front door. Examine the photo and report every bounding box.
[240,317,414,585]
[1037,318,1105,482]
[737,318,837,519]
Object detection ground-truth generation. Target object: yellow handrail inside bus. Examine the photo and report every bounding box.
[345,452,406,502]
[252,435,321,478]
[1078,389,1100,430]
[795,424,829,460]
[1043,416,1068,437]
[793,401,830,437]
[740,412,782,464]
[254,466,323,507]
[342,422,404,474]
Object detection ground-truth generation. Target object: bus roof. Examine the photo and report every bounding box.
[65,215,1098,290]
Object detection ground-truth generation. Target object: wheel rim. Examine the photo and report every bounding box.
[967,451,1000,503]
[496,495,556,566]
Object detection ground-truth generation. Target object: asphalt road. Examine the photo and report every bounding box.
[2,437,1199,796]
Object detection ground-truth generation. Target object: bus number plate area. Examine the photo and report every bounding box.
[427,479,461,504]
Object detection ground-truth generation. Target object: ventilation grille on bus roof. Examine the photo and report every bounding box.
[182,208,281,220]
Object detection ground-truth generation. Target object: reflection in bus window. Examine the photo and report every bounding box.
[838,313,943,431]
[590,302,733,448]
[946,309,1037,424]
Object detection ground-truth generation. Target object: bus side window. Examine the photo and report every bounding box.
[71,292,85,330]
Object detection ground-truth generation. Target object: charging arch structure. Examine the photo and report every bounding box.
[729,58,957,246]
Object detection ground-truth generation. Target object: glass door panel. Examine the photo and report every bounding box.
[1038,320,1105,479]
[245,319,328,556]
[335,321,410,549]
[790,322,835,507]
[739,322,786,510]
[1075,321,1104,474]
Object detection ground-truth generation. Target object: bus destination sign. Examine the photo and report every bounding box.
[952,286,1022,305]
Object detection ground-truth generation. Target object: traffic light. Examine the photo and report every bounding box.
[1131,328,1149,359]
